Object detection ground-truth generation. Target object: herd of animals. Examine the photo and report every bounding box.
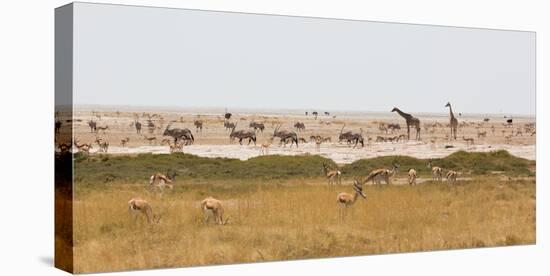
[55,102,536,156]
[54,102,535,225]
[127,158,459,225]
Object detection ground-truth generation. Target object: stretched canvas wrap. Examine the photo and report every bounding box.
[55,2,536,274]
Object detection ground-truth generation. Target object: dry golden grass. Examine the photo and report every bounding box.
[73,177,535,273]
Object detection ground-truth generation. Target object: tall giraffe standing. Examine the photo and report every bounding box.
[445,102,458,140]
[391,107,421,140]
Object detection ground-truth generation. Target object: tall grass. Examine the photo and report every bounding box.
[72,176,535,273]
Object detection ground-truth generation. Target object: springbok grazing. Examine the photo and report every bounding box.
[446,170,458,182]
[462,136,475,146]
[364,164,400,186]
[164,123,194,145]
[229,124,257,146]
[322,163,342,185]
[94,137,109,153]
[260,137,274,155]
[391,107,421,140]
[376,136,387,143]
[201,197,229,225]
[445,102,458,140]
[336,179,367,219]
[273,124,299,147]
[298,137,308,144]
[149,170,177,193]
[96,125,108,134]
[87,120,97,133]
[408,169,418,185]
[120,137,130,147]
[294,122,306,131]
[194,120,203,133]
[427,161,443,181]
[135,121,142,134]
[143,135,157,145]
[249,121,265,133]
[128,198,161,224]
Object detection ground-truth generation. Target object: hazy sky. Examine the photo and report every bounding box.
[73,3,535,115]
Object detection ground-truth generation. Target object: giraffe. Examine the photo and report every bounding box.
[445,102,458,140]
[391,107,421,140]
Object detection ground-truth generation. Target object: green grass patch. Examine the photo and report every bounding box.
[73,150,534,186]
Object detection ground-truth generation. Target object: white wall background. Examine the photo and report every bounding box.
[0,0,547,275]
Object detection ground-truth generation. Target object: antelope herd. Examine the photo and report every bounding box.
[55,106,535,226]
[127,157,462,225]
[57,103,534,159]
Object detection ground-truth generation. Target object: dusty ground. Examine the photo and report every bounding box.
[61,106,535,163]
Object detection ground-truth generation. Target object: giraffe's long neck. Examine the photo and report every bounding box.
[394,108,410,119]
[448,105,455,119]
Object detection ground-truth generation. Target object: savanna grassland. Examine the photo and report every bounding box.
[70,151,535,273]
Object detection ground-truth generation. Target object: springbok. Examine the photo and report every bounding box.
[336,179,367,219]
[408,168,417,185]
[446,170,458,182]
[143,135,157,145]
[315,136,323,152]
[74,139,92,155]
[427,161,443,181]
[149,170,177,193]
[201,197,229,225]
[462,136,474,146]
[260,137,274,155]
[94,137,109,153]
[120,137,130,147]
[128,198,161,224]
[364,164,399,186]
[322,163,342,185]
